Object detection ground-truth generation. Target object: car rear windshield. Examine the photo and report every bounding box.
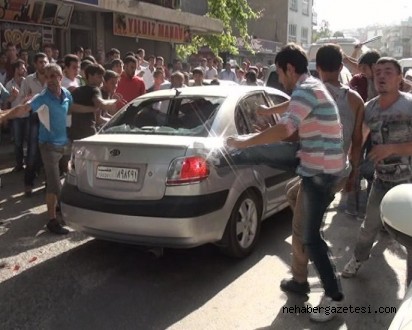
[101,96,225,137]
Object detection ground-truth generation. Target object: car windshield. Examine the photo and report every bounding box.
[101,96,225,137]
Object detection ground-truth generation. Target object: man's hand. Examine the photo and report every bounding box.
[256,104,271,116]
[368,145,394,164]
[14,104,31,117]
[225,136,247,149]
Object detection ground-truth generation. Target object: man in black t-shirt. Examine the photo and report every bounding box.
[70,64,117,140]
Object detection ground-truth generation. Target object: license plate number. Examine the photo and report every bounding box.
[96,166,138,182]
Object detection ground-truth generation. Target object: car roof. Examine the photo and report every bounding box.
[139,85,289,100]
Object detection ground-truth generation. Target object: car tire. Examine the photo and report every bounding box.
[220,190,262,258]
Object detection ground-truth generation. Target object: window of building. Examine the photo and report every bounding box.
[288,24,297,42]
[290,0,298,11]
[301,27,309,44]
[302,0,310,15]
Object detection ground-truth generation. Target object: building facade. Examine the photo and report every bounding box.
[0,0,223,63]
[238,0,314,64]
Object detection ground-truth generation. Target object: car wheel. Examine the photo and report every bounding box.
[220,190,262,258]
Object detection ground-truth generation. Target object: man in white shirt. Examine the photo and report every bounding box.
[61,54,80,92]
[219,62,236,82]
[205,58,218,79]
[141,55,156,90]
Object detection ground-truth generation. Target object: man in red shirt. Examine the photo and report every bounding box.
[115,56,145,104]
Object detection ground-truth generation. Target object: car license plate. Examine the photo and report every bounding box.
[96,166,138,182]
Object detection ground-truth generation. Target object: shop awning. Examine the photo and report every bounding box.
[97,0,223,34]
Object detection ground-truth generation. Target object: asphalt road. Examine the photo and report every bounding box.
[0,166,408,330]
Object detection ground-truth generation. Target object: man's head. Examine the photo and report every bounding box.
[358,50,380,79]
[316,44,343,81]
[12,59,26,78]
[275,43,308,92]
[84,48,92,58]
[136,48,145,60]
[123,56,137,78]
[200,58,207,68]
[63,54,80,79]
[6,42,17,62]
[102,70,120,94]
[170,71,184,88]
[156,56,164,68]
[44,63,63,94]
[192,67,204,86]
[236,67,245,80]
[173,59,182,71]
[85,63,105,87]
[33,52,49,74]
[224,62,231,71]
[110,59,123,75]
[52,46,59,60]
[207,58,214,69]
[107,48,121,61]
[80,60,93,77]
[153,69,165,86]
[245,70,257,85]
[43,44,53,60]
[74,46,84,60]
[19,49,29,63]
[148,55,156,67]
[373,57,402,95]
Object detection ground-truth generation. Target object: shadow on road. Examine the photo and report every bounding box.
[0,209,294,329]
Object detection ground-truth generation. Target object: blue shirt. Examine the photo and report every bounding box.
[31,87,72,146]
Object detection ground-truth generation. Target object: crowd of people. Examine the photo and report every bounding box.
[1,40,412,323]
[0,43,272,235]
[225,42,412,322]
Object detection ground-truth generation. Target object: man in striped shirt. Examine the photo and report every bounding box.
[226,43,346,322]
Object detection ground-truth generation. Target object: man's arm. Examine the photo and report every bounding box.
[0,104,31,124]
[345,91,365,192]
[256,100,290,116]
[349,91,365,169]
[226,123,291,149]
[70,103,97,113]
[93,96,118,114]
[368,142,412,164]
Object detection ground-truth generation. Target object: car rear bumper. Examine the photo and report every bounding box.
[61,183,230,247]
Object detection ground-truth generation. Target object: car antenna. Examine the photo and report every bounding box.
[174,88,182,97]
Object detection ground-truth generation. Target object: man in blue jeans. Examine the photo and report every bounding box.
[225,43,346,322]
[342,57,412,286]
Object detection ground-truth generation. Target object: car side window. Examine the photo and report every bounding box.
[235,93,275,134]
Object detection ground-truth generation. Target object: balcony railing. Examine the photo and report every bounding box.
[137,0,181,9]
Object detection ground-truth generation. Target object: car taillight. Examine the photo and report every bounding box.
[167,156,210,185]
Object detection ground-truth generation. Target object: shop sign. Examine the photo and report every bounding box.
[0,0,74,28]
[1,23,42,51]
[65,0,99,5]
[113,13,191,44]
[237,37,283,54]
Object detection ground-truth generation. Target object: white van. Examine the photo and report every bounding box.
[399,58,412,76]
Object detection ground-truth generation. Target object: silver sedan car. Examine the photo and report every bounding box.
[61,86,294,258]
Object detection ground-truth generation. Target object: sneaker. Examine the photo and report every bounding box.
[12,165,24,173]
[356,214,366,221]
[24,186,32,197]
[342,256,362,278]
[310,294,343,322]
[46,219,69,235]
[344,209,358,217]
[280,277,310,295]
